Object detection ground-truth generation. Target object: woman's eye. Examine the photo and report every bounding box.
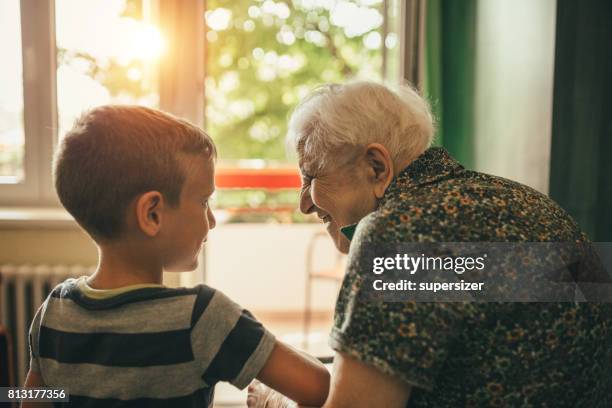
[202,199,209,208]
[302,174,313,185]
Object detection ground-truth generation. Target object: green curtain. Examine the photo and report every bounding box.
[549,0,612,241]
[423,0,477,169]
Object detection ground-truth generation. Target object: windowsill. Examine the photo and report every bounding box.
[215,166,301,189]
[0,207,78,228]
[0,207,312,228]
[0,206,316,228]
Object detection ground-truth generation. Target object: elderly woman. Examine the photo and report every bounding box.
[250,82,610,407]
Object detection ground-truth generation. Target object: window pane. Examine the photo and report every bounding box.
[55,0,162,139]
[0,0,24,183]
[205,0,386,162]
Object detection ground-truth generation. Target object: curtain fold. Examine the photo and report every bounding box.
[549,0,612,241]
[423,0,477,169]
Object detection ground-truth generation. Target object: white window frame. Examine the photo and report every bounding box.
[1,0,58,206]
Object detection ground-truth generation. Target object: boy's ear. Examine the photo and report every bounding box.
[364,143,394,199]
[135,191,164,237]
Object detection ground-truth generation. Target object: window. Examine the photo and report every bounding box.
[0,1,56,205]
[1,0,403,218]
[0,0,25,184]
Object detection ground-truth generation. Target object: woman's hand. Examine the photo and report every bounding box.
[247,380,297,408]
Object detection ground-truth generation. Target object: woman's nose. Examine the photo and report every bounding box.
[299,187,315,215]
[207,207,216,230]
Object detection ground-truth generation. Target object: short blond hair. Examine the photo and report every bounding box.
[287,81,435,171]
[54,105,216,241]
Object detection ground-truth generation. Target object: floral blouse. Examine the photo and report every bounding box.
[330,147,611,407]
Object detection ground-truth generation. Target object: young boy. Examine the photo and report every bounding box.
[23,106,329,407]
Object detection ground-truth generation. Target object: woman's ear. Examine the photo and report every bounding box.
[135,191,163,237]
[365,143,394,199]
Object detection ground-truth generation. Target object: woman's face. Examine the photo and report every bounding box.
[299,158,379,254]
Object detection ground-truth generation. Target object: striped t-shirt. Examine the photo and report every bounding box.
[28,276,276,407]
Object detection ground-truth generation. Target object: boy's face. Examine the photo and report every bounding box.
[160,155,216,272]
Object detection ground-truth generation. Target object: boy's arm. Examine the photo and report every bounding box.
[21,369,52,408]
[256,340,330,407]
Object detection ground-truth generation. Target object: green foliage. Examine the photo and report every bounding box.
[56,49,152,100]
[56,0,384,164]
[205,0,383,161]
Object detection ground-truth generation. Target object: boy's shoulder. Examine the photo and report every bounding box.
[49,277,207,307]
[35,278,262,348]
[38,278,232,329]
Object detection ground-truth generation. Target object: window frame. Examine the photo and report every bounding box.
[1,0,58,206]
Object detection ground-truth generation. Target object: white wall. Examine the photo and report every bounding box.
[203,223,342,312]
[474,0,557,194]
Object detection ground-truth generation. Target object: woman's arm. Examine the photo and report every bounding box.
[248,351,410,408]
[256,340,330,407]
[322,352,411,408]
[21,369,52,408]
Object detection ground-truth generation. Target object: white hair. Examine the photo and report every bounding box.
[286,81,435,172]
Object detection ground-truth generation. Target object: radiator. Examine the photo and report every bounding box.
[0,264,94,386]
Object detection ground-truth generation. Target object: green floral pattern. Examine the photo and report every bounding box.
[329,147,611,407]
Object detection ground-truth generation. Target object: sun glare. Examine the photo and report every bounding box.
[104,19,166,66]
[55,0,163,138]
[122,22,166,62]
